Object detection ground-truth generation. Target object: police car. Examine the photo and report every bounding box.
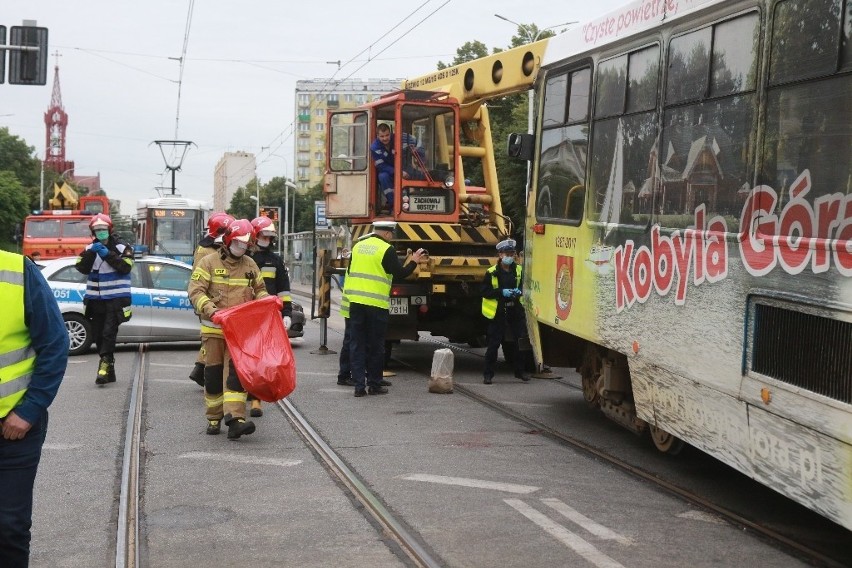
[39,256,304,355]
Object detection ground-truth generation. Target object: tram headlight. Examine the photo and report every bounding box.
[444,174,455,188]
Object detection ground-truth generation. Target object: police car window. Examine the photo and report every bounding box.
[49,266,87,284]
[130,264,145,288]
[148,263,190,291]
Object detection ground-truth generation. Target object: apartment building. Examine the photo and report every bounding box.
[213,151,256,211]
[293,78,402,190]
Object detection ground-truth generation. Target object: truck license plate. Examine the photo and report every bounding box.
[389,297,408,315]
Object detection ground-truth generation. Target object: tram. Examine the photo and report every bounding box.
[509,0,851,530]
[135,196,210,265]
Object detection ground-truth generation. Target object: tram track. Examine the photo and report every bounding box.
[411,336,848,568]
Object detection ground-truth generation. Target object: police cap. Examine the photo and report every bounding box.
[496,238,516,253]
[372,221,397,232]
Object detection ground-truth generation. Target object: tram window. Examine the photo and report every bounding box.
[770,0,843,84]
[542,74,567,128]
[329,112,368,172]
[710,14,758,97]
[595,56,626,118]
[666,27,711,104]
[760,74,852,221]
[567,68,591,124]
[626,46,660,114]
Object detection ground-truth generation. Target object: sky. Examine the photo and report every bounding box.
[2,0,626,215]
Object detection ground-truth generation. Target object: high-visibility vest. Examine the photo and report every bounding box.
[481,263,522,319]
[0,252,35,419]
[340,293,350,319]
[79,243,133,302]
[344,236,392,309]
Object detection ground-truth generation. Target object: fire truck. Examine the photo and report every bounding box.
[22,181,111,260]
[321,44,547,345]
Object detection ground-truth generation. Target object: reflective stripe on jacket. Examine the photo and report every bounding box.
[344,235,392,309]
[481,263,522,319]
[340,293,350,319]
[81,243,133,301]
[0,252,35,418]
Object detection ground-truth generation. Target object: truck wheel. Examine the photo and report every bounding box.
[64,314,93,356]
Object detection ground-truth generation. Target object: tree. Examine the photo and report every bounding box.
[437,41,491,69]
[0,171,32,250]
[227,179,261,220]
[0,127,41,218]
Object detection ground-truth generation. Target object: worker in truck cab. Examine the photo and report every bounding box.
[370,123,425,213]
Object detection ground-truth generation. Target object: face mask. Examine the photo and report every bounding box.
[95,230,110,241]
[256,237,271,248]
[229,241,248,257]
[501,256,514,266]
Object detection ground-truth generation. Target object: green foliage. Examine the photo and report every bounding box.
[227,178,261,220]
[0,171,32,249]
[0,127,41,221]
[437,41,490,69]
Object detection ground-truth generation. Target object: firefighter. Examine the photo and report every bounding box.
[187,212,234,387]
[480,238,530,385]
[75,214,134,386]
[246,215,293,417]
[188,219,268,439]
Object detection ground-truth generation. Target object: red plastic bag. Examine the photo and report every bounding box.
[215,295,296,402]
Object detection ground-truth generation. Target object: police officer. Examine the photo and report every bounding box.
[247,215,292,417]
[188,220,268,439]
[481,238,530,384]
[344,221,426,396]
[0,251,67,566]
[75,214,134,385]
[188,212,234,387]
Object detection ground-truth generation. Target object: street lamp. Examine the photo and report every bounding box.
[494,14,577,43]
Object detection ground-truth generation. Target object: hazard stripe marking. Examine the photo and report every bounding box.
[179,451,302,468]
[400,473,539,494]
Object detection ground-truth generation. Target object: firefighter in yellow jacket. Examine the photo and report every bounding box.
[188,219,268,439]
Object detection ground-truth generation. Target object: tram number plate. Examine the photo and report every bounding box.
[390,297,408,315]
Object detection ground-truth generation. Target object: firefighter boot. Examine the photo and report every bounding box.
[250,399,263,417]
[206,419,221,435]
[225,415,256,440]
[96,356,115,386]
[189,362,206,387]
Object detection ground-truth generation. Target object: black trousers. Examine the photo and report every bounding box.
[86,300,124,357]
[484,306,527,379]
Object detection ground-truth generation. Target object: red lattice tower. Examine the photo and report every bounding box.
[43,62,74,175]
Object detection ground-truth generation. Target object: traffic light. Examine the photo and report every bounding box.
[8,26,48,86]
[259,207,280,222]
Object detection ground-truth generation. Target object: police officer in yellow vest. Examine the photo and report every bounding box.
[344,221,426,396]
[0,251,67,565]
[481,239,530,384]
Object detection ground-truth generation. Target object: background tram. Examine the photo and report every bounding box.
[507,0,852,531]
[135,196,210,265]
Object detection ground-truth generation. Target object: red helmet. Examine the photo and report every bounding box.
[222,219,254,248]
[206,212,235,238]
[251,216,277,238]
[89,213,113,232]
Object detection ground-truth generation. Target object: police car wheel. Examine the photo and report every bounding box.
[64,313,94,356]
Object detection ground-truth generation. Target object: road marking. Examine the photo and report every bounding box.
[677,510,726,524]
[401,473,539,494]
[505,499,626,568]
[541,498,632,545]
[43,443,84,450]
[500,401,553,408]
[178,451,301,468]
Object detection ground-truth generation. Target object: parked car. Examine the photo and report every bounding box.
[39,256,304,355]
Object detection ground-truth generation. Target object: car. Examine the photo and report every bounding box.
[39,255,305,355]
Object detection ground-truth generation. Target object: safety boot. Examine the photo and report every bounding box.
[189,362,206,387]
[249,399,263,417]
[96,357,112,386]
[226,416,256,440]
[206,419,221,435]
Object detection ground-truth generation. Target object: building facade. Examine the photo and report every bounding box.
[213,151,256,211]
[293,78,402,190]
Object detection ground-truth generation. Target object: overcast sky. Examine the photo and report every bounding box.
[2,0,625,215]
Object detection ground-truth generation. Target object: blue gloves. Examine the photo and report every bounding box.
[91,242,109,258]
[502,288,514,298]
[513,288,522,297]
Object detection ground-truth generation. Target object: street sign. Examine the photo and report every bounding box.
[314,200,330,230]
[9,26,49,86]
[0,26,6,84]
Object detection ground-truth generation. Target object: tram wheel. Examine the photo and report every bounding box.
[649,425,685,455]
[580,345,601,408]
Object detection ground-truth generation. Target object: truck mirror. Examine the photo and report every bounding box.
[507,133,534,161]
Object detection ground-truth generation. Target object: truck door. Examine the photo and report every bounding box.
[325,110,370,218]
